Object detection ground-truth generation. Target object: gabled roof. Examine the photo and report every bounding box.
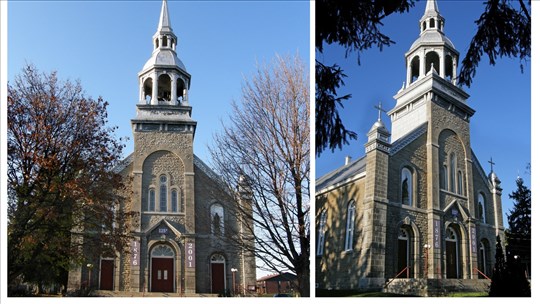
[316,122,428,194]
[471,149,492,188]
[390,122,428,155]
[315,156,366,194]
[257,272,297,282]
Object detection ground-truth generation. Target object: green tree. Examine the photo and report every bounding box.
[505,176,531,286]
[316,0,530,155]
[8,65,134,294]
[211,55,310,296]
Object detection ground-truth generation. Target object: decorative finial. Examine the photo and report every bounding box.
[374,102,387,121]
[488,157,495,173]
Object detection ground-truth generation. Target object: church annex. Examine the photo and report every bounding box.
[315,0,504,295]
[68,0,256,294]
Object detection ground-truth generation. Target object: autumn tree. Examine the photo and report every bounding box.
[210,55,310,296]
[7,65,133,294]
[316,0,530,155]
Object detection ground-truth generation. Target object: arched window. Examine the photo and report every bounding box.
[457,171,463,195]
[422,21,426,31]
[401,167,413,205]
[162,36,167,47]
[441,164,447,190]
[160,175,167,212]
[317,210,328,256]
[450,153,456,192]
[176,79,185,104]
[171,189,178,212]
[345,200,356,251]
[478,193,486,223]
[445,54,453,81]
[211,204,224,236]
[155,38,159,49]
[425,51,440,75]
[158,74,172,102]
[143,78,153,104]
[430,18,435,28]
[410,56,420,83]
[149,188,156,211]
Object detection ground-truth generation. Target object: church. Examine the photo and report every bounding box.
[315,0,504,295]
[67,0,256,295]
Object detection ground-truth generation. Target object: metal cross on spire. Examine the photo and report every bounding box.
[374,102,387,121]
[488,157,495,172]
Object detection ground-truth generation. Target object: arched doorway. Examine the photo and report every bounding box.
[151,244,175,292]
[210,253,226,294]
[397,227,410,278]
[445,227,459,278]
[478,241,487,278]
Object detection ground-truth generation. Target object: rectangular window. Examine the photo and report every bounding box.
[157,270,161,280]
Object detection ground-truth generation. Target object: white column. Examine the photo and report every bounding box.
[406,58,412,86]
[439,51,445,79]
[171,76,177,105]
[419,51,425,78]
[452,57,457,85]
[152,72,158,105]
[139,78,144,104]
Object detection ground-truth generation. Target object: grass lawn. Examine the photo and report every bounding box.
[316,289,488,297]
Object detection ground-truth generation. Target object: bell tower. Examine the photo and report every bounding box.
[388,0,479,280]
[138,0,191,106]
[129,0,197,293]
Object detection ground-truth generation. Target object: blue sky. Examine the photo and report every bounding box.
[316,0,531,228]
[8,0,309,278]
[8,0,309,167]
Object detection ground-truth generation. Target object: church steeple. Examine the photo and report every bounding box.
[157,0,172,33]
[420,0,444,34]
[388,0,472,143]
[138,0,191,106]
[153,0,176,52]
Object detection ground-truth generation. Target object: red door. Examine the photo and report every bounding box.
[152,258,174,292]
[211,263,225,294]
[100,260,114,290]
[446,241,458,278]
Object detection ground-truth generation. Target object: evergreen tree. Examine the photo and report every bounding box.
[489,178,531,297]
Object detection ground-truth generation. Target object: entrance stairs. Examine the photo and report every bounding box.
[383,278,490,296]
[91,290,219,297]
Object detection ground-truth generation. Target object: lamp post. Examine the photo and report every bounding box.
[86,263,94,289]
[231,268,238,296]
[423,244,431,278]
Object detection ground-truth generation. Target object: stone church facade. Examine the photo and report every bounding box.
[315,0,504,294]
[68,0,256,295]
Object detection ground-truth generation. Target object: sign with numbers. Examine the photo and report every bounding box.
[131,240,140,266]
[186,242,195,268]
[471,227,477,253]
[434,220,441,249]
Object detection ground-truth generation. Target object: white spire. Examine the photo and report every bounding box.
[157,0,173,33]
[424,0,439,16]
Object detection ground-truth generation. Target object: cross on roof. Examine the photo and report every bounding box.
[488,157,495,172]
[374,102,387,121]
